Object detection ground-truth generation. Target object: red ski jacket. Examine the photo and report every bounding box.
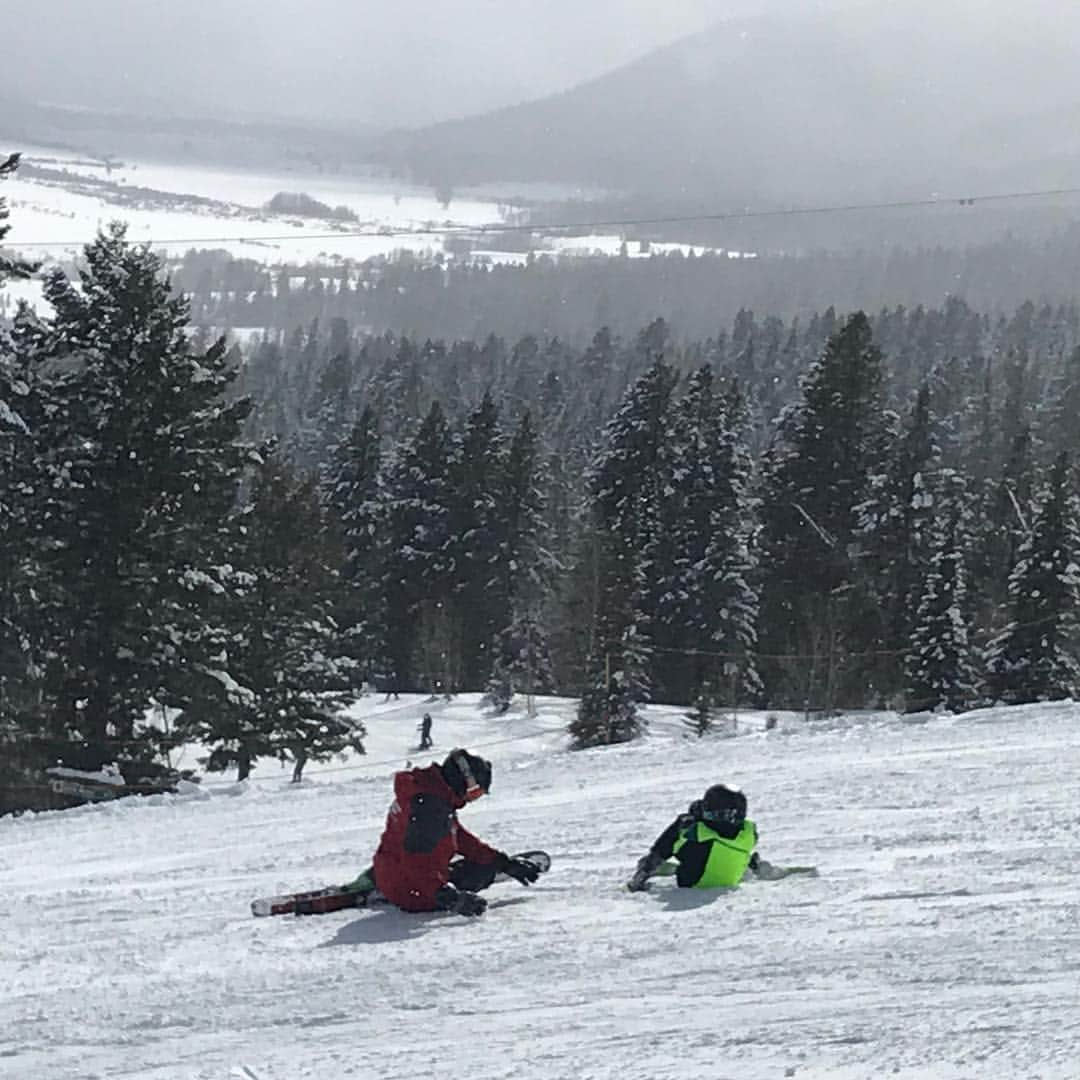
[373,763,501,912]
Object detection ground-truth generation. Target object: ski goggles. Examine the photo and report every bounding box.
[702,807,744,828]
[451,750,490,802]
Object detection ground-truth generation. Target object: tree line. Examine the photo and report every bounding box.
[4,158,1080,808]
[169,228,1080,346]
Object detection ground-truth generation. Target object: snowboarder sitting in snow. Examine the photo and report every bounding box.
[627,783,760,892]
[368,749,542,917]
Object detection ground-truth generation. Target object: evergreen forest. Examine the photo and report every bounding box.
[5,153,1080,812]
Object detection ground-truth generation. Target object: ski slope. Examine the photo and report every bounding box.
[3,695,1080,1080]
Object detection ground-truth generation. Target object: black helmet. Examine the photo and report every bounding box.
[699,784,747,837]
[442,749,492,802]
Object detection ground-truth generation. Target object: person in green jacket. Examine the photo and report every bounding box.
[626,783,760,892]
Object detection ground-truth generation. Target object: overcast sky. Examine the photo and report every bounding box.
[1,0,833,127]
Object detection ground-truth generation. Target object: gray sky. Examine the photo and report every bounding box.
[0,0,831,127]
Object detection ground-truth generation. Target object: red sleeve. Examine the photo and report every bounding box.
[455,822,502,865]
[392,768,420,803]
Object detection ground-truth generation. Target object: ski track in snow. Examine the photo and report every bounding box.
[3,695,1080,1079]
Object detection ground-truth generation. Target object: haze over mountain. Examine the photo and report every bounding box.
[0,0,818,130]
[372,0,1080,205]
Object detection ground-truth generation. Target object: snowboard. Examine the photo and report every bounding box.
[751,858,818,881]
[251,851,551,917]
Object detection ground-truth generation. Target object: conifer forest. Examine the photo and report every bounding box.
[5,150,1080,812]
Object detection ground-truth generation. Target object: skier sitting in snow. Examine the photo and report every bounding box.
[367,749,542,917]
[627,783,760,892]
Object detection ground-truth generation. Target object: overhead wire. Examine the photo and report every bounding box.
[9,181,1080,251]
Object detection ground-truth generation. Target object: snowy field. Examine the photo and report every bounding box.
[3,695,1080,1079]
[2,142,503,266]
[0,142,729,295]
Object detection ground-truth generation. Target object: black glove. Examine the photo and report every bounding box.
[748,852,761,873]
[626,855,656,893]
[498,853,540,886]
[435,884,487,917]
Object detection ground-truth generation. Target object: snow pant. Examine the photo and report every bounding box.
[448,857,500,893]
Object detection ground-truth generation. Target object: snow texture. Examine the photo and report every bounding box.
[3,694,1080,1079]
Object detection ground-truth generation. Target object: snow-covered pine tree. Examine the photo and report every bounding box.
[570,354,677,744]
[758,312,889,708]
[1044,344,1080,465]
[683,693,715,738]
[985,451,1080,705]
[904,470,980,713]
[0,151,45,810]
[295,317,355,473]
[856,382,939,700]
[452,390,507,691]
[569,623,651,748]
[384,400,457,692]
[966,351,1036,626]
[484,410,556,713]
[0,153,35,285]
[178,449,362,781]
[22,224,253,776]
[650,366,761,708]
[322,405,388,682]
[0,153,35,695]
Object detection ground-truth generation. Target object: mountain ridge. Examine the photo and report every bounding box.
[369,4,1080,205]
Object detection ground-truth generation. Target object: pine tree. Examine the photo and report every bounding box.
[571,355,677,744]
[452,391,507,690]
[484,411,556,713]
[22,224,253,774]
[905,470,980,713]
[986,452,1080,705]
[759,312,889,708]
[0,153,35,284]
[857,382,940,699]
[384,400,457,691]
[177,451,362,781]
[0,152,44,809]
[651,367,761,707]
[323,406,388,680]
[569,625,650,748]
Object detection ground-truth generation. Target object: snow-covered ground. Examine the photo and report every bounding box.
[1,143,737,297]
[4,695,1079,1080]
[2,144,500,265]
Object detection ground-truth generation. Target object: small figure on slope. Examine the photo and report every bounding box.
[418,712,433,750]
[626,783,814,892]
[361,749,544,917]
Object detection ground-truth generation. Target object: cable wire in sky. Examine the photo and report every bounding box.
[11,182,1080,250]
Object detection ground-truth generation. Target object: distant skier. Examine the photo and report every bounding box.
[362,749,544,916]
[627,783,762,892]
[418,712,433,750]
[383,670,400,703]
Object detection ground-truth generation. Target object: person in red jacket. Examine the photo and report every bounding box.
[371,748,541,917]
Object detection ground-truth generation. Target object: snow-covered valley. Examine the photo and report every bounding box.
[3,695,1079,1079]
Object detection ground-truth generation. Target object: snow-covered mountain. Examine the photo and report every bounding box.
[4,693,1079,1078]
[374,1,1080,205]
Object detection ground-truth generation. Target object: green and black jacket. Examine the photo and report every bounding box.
[644,811,758,888]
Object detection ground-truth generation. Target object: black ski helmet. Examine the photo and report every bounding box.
[700,784,747,836]
[442,749,492,802]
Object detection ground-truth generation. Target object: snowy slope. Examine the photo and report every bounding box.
[3,695,1080,1080]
